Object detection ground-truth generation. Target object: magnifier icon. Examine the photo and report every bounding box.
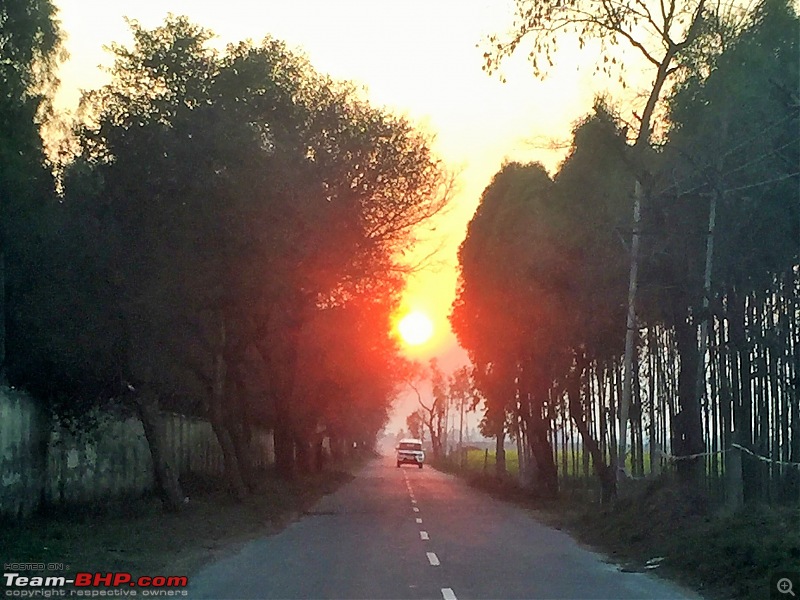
[778,578,796,596]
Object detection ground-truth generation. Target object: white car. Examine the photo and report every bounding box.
[396,438,425,468]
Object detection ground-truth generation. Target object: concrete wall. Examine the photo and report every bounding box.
[0,387,274,518]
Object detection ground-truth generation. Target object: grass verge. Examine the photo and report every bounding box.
[1,458,363,584]
[433,459,800,600]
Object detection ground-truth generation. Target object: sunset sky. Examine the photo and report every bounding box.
[52,0,641,431]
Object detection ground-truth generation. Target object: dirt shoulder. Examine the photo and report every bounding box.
[434,462,799,600]
[1,461,362,584]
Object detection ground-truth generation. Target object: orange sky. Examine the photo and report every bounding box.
[52,0,648,431]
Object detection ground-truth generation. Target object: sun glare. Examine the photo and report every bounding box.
[398,311,434,346]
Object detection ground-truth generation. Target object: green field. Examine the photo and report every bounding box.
[452,448,655,479]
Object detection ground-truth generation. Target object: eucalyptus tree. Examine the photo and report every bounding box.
[448,365,475,457]
[552,104,635,500]
[406,409,424,442]
[453,104,649,500]
[655,0,800,498]
[406,359,448,461]
[485,0,717,479]
[453,162,565,490]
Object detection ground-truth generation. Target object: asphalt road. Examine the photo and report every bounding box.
[188,456,699,600]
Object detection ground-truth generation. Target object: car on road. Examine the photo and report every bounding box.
[396,438,425,468]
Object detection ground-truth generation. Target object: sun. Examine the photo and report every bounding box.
[397,311,434,346]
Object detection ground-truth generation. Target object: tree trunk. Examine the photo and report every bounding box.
[729,287,755,502]
[495,422,506,477]
[619,180,642,480]
[208,315,248,500]
[674,312,704,489]
[228,420,256,488]
[295,433,311,474]
[790,271,800,501]
[0,249,6,383]
[136,391,185,511]
[274,406,295,480]
[632,351,644,477]
[648,329,661,476]
[532,429,559,497]
[514,406,526,484]
[209,389,247,499]
[568,357,616,502]
[313,434,325,473]
[227,376,257,489]
[522,405,559,497]
[695,191,717,418]
[459,395,465,468]
[261,299,304,481]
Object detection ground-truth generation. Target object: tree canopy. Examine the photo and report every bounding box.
[6,14,450,505]
[457,0,799,503]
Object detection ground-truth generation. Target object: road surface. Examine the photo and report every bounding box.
[189,456,698,600]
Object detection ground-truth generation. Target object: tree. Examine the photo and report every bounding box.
[652,0,799,494]
[454,99,666,500]
[453,162,565,490]
[448,366,475,458]
[464,0,798,504]
[0,0,63,380]
[406,410,424,441]
[553,104,635,500]
[485,0,716,482]
[408,360,448,460]
[70,15,451,496]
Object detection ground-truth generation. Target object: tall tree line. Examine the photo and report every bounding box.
[453,0,799,506]
[4,12,450,509]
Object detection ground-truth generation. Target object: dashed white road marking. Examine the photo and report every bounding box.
[413,507,419,512]
[426,552,440,566]
[441,588,457,600]
[416,517,423,523]
[411,499,417,504]
[420,531,429,540]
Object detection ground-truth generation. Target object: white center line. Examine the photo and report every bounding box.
[420,531,429,540]
[426,552,440,566]
[416,517,422,523]
[441,588,457,600]
[411,499,417,504]
[413,507,419,512]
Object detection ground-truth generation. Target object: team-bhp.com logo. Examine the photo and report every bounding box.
[4,572,189,597]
